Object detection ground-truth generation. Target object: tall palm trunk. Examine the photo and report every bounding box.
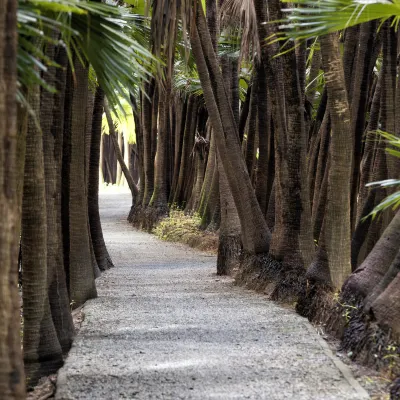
[0,0,26,394]
[88,87,114,272]
[254,0,313,271]
[217,55,242,275]
[22,83,63,385]
[149,86,169,213]
[41,43,74,352]
[191,2,271,254]
[68,59,97,306]
[141,81,155,207]
[307,33,353,289]
[174,95,197,206]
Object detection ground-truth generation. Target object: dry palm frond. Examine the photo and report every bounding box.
[219,0,260,61]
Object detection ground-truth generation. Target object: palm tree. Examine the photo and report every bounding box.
[0,0,26,397]
[22,81,63,385]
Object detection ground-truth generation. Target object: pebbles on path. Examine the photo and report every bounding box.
[55,190,369,400]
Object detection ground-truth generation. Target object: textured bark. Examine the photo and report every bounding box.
[311,114,330,238]
[350,22,378,227]
[308,33,353,289]
[255,64,271,215]
[174,95,197,206]
[198,131,219,227]
[364,248,400,312]
[22,83,63,385]
[217,55,242,275]
[239,85,252,144]
[141,81,155,207]
[68,60,97,306]
[41,43,74,352]
[149,85,169,211]
[343,26,360,99]
[88,87,114,272]
[0,0,26,394]
[245,70,258,178]
[170,97,187,203]
[343,210,400,299]
[191,3,271,254]
[371,270,400,336]
[256,0,313,269]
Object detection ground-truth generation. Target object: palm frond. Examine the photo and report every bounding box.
[220,0,260,61]
[278,0,400,41]
[18,0,156,111]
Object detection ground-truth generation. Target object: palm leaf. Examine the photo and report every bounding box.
[278,0,400,41]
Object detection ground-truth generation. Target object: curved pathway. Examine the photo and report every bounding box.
[56,190,369,400]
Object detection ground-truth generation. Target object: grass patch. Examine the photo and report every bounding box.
[154,210,218,253]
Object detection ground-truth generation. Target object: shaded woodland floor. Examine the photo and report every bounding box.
[55,190,369,399]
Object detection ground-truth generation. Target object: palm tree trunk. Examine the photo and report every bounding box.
[105,101,139,200]
[141,81,155,207]
[308,32,353,289]
[22,83,63,385]
[191,2,271,254]
[343,209,400,299]
[88,87,114,272]
[173,95,197,206]
[149,86,169,213]
[68,59,97,306]
[42,43,74,352]
[0,0,26,394]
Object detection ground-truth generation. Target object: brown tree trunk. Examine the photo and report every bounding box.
[191,3,271,254]
[68,59,97,306]
[307,33,353,289]
[22,83,63,385]
[141,81,155,207]
[343,209,400,299]
[0,0,26,394]
[105,101,138,201]
[41,43,74,352]
[88,87,114,272]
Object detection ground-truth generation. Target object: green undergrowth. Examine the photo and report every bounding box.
[154,209,218,253]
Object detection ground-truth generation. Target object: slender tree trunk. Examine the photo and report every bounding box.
[68,59,97,306]
[105,101,139,201]
[88,87,114,272]
[191,3,271,254]
[141,81,155,207]
[116,131,123,186]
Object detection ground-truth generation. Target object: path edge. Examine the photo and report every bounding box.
[304,323,370,399]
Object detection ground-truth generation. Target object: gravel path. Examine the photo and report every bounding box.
[56,190,369,400]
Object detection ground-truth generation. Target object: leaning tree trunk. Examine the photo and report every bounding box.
[104,101,138,201]
[88,87,114,272]
[343,209,400,299]
[0,0,26,395]
[68,59,97,307]
[22,83,63,385]
[372,271,400,337]
[191,2,271,254]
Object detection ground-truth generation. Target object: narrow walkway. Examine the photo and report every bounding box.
[56,190,368,400]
